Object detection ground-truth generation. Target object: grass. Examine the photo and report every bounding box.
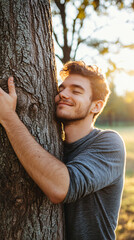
[95,124,134,240]
[116,177,134,240]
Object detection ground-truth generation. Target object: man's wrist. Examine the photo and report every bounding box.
[1,111,19,129]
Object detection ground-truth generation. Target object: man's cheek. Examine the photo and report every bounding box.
[55,94,59,103]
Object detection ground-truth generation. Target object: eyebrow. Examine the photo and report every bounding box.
[59,83,85,91]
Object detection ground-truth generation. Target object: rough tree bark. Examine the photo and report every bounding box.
[0,0,64,239]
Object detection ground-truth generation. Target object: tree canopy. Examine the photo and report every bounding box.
[51,0,134,64]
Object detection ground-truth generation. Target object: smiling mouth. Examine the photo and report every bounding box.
[57,101,73,106]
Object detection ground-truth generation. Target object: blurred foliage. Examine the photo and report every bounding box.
[51,0,134,64]
[96,81,134,125]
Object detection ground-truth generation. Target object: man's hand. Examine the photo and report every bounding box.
[0,77,69,203]
[0,77,17,124]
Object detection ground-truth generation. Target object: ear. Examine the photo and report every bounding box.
[90,100,104,114]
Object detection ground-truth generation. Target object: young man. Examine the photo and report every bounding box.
[0,61,125,240]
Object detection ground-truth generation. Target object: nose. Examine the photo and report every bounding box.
[58,89,69,100]
[55,88,69,103]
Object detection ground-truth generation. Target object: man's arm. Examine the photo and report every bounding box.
[0,77,70,204]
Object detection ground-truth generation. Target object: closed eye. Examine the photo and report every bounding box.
[72,90,82,94]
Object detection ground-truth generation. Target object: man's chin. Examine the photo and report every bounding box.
[55,115,72,123]
[55,114,85,123]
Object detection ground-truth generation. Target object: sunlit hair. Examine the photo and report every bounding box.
[60,61,110,121]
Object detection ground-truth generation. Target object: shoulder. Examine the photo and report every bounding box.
[95,128,124,144]
[91,128,126,154]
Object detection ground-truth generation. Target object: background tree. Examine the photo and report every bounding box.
[125,91,134,122]
[51,0,134,64]
[97,81,125,125]
[0,0,64,239]
[96,82,134,126]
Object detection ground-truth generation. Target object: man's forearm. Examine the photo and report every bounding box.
[2,113,70,203]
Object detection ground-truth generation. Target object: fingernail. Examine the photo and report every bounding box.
[10,76,13,81]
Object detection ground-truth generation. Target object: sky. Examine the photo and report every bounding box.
[52,3,134,96]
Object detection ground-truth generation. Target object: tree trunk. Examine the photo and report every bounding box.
[0,0,64,239]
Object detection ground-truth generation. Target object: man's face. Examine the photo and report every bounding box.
[55,74,93,122]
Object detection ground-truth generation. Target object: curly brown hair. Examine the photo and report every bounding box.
[60,61,110,120]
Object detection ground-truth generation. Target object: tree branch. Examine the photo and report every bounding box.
[53,30,62,49]
[73,19,85,59]
[123,44,134,49]
[71,0,89,59]
[54,1,63,12]
[55,53,62,62]
[71,17,77,47]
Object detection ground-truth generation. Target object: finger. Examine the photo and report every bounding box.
[8,76,16,97]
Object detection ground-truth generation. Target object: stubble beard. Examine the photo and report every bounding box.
[56,104,92,124]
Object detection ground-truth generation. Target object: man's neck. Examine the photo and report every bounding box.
[64,117,94,144]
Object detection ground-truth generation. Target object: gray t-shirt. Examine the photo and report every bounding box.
[63,128,125,240]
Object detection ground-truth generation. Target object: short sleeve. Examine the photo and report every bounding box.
[63,131,126,203]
